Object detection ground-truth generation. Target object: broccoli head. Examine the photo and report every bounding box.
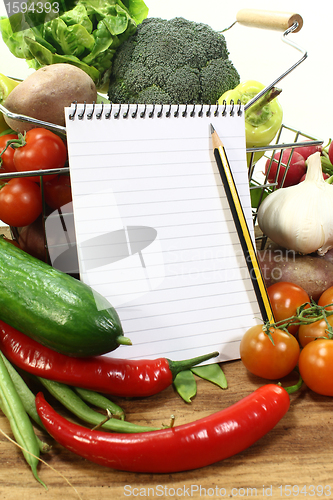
[108,17,240,104]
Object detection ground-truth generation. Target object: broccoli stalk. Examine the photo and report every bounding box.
[108,17,240,104]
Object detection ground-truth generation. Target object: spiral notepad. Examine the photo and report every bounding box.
[64,102,262,362]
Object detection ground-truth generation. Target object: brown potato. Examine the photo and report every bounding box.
[4,63,97,133]
[258,246,333,301]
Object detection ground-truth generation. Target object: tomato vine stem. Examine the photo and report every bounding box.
[0,132,26,166]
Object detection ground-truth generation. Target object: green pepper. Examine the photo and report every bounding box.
[219,80,283,166]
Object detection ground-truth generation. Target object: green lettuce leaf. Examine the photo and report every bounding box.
[24,36,100,81]
[44,18,95,57]
[0,17,33,59]
[60,3,93,32]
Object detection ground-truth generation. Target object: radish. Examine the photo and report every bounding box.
[265,148,306,188]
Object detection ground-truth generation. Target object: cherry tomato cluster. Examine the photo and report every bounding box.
[0,129,72,227]
[240,281,333,397]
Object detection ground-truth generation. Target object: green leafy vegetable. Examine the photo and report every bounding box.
[0,0,148,91]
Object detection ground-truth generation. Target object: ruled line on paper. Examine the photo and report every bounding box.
[80,263,249,286]
[67,136,245,156]
[68,171,246,187]
[65,162,248,183]
[83,265,255,312]
[78,256,247,276]
[88,282,254,308]
[72,207,238,225]
[71,183,250,200]
[72,203,251,223]
[121,292,257,318]
[74,227,241,251]
[118,317,256,341]
[72,213,245,233]
[87,271,255,298]
[74,220,238,239]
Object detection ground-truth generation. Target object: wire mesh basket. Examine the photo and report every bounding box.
[1,124,323,271]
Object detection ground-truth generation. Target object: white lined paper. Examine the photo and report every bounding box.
[64,103,262,362]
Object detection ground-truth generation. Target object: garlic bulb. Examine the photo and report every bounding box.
[257,152,333,256]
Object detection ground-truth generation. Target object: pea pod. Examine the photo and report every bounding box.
[191,363,228,390]
[73,386,125,420]
[173,370,197,403]
[0,354,46,487]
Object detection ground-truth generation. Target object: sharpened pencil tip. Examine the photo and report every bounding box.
[210,123,215,134]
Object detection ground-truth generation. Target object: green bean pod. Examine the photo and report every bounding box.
[73,386,125,420]
[0,354,46,487]
[37,377,160,433]
[191,363,228,389]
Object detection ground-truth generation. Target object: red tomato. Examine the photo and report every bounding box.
[13,128,67,182]
[0,133,18,175]
[298,316,333,347]
[0,178,42,226]
[267,282,310,335]
[43,174,72,209]
[318,286,333,311]
[240,325,300,380]
[299,339,333,396]
[265,148,306,188]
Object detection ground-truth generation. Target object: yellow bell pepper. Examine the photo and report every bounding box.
[0,73,20,134]
[219,80,283,166]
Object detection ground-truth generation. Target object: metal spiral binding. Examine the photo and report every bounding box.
[68,101,243,120]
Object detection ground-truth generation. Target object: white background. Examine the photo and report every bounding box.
[0,0,332,141]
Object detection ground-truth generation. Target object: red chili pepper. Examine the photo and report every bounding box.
[35,384,290,473]
[0,320,218,397]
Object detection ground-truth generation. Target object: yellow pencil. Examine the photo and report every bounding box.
[210,123,274,324]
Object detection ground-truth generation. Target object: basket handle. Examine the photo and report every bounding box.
[236,9,303,32]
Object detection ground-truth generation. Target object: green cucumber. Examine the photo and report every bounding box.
[0,236,130,356]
